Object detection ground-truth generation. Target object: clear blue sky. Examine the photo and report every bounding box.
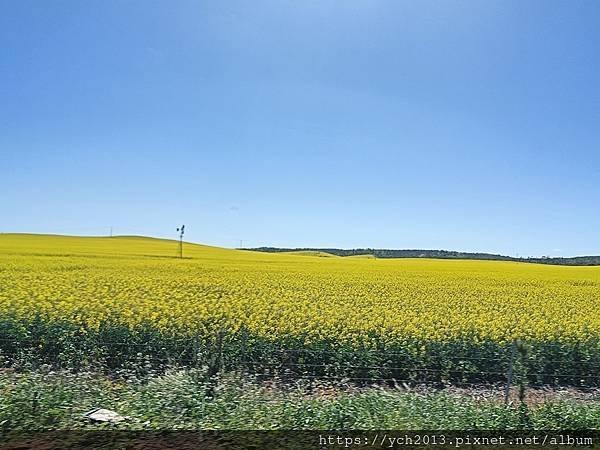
[2,1,600,256]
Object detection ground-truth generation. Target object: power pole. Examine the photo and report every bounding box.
[110,227,113,237]
[177,225,185,258]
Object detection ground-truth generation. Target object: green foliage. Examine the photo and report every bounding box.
[1,370,599,431]
[1,321,599,388]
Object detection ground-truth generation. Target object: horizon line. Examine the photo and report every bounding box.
[1,231,598,260]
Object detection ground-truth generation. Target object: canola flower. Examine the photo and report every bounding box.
[0,233,599,349]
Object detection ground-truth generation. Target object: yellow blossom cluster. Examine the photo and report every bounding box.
[1,234,599,346]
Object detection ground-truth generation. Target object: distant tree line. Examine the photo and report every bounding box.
[248,247,600,266]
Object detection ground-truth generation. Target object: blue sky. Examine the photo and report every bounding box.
[2,1,599,256]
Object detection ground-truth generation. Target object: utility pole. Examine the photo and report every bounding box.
[504,340,517,404]
[177,225,185,258]
[110,227,113,237]
[239,239,243,249]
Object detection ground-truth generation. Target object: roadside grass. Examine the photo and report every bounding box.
[1,369,599,431]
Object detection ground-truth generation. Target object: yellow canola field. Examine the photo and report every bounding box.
[1,234,599,345]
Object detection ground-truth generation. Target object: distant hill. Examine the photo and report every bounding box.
[247,247,600,266]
